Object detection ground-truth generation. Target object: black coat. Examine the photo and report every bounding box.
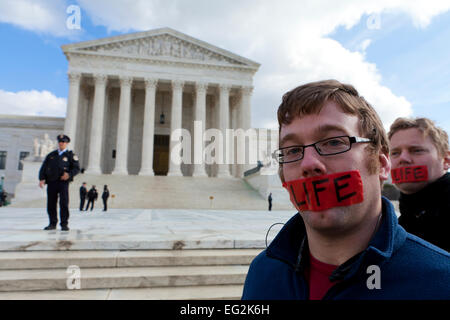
[80,186,87,198]
[398,173,450,252]
[87,188,98,201]
[39,150,80,183]
[102,190,110,200]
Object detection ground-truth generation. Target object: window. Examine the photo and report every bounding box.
[0,151,6,170]
[18,151,30,170]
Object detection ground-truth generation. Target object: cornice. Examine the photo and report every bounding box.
[61,27,260,69]
[66,50,259,74]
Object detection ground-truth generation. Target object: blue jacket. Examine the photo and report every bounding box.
[242,197,450,300]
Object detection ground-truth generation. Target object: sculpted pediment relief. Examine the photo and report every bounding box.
[75,34,246,66]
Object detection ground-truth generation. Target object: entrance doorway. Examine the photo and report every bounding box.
[153,135,170,175]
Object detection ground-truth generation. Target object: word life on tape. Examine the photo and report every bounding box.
[391,165,428,184]
[282,171,364,212]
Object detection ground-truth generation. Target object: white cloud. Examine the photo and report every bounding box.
[0,0,81,37]
[0,89,66,117]
[358,39,372,53]
[73,0,449,129]
[2,0,449,128]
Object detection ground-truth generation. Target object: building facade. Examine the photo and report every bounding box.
[0,115,63,193]
[62,28,260,178]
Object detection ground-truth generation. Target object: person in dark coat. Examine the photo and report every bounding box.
[102,185,110,211]
[85,185,98,211]
[39,134,80,231]
[268,192,272,211]
[79,182,87,211]
[0,191,6,207]
[389,117,450,252]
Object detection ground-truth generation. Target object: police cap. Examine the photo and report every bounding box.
[57,134,70,143]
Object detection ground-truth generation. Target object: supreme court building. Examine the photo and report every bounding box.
[62,28,260,178]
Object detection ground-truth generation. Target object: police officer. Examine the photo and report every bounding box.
[39,134,80,231]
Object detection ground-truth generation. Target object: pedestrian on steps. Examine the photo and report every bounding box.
[85,185,98,211]
[102,185,110,211]
[268,193,273,211]
[79,182,87,211]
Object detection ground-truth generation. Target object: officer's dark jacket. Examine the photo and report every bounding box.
[102,190,110,200]
[399,173,450,252]
[39,150,80,183]
[242,197,450,300]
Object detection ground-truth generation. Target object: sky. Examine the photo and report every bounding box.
[0,0,449,135]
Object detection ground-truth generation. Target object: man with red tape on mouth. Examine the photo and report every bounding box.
[242,80,450,300]
[388,117,450,252]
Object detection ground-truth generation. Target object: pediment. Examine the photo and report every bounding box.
[62,28,259,69]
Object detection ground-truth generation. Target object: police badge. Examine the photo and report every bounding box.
[63,157,68,162]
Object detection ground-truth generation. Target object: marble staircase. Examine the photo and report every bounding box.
[0,248,261,299]
[11,174,293,210]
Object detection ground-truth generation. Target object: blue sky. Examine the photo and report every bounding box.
[0,0,449,135]
[331,10,450,133]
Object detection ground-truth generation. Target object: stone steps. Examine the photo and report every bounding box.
[0,265,249,292]
[0,284,244,300]
[0,249,260,269]
[12,174,292,210]
[0,249,260,299]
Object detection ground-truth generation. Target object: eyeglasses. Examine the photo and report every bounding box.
[273,136,372,164]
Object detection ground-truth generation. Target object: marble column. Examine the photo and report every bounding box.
[64,72,81,151]
[217,84,231,178]
[112,76,133,175]
[230,97,238,177]
[139,78,158,176]
[85,74,107,174]
[192,82,208,177]
[167,80,184,176]
[240,86,253,176]
[240,86,253,130]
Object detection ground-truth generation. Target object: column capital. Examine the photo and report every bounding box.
[144,78,158,89]
[119,76,133,87]
[219,83,232,93]
[171,79,184,91]
[195,82,208,93]
[241,86,253,96]
[68,72,81,84]
[93,74,108,85]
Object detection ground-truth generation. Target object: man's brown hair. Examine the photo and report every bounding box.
[388,117,449,158]
[277,79,389,181]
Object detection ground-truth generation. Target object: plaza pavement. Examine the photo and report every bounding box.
[0,207,295,251]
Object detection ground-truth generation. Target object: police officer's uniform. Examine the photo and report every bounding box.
[39,135,80,230]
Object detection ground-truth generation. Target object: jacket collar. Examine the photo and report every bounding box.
[266,197,406,281]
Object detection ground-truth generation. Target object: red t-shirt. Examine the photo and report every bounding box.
[306,253,338,300]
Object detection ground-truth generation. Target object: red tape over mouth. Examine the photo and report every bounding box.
[282,171,364,212]
[391,165,428,184]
